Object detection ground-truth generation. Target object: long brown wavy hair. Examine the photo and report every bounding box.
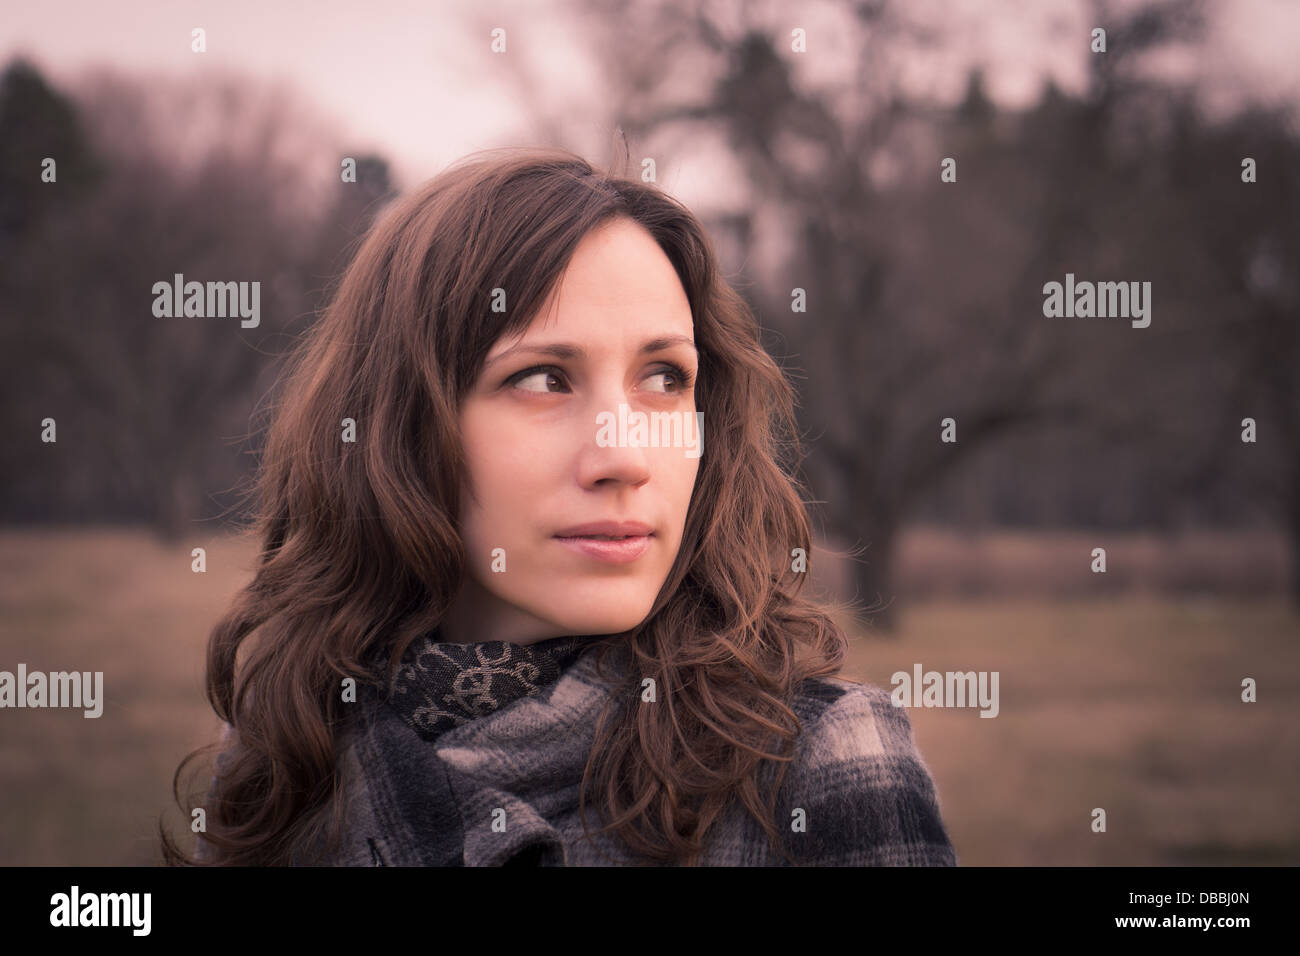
[160,145,855,867]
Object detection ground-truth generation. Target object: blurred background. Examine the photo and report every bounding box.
[1,0,1297,866]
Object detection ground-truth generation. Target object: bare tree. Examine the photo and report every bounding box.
[537,0,1250,628]
[1,63,388,539]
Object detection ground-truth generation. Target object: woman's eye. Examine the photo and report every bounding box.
[508,366,568,393]
[506,363,695,394]
[645,364,695,393]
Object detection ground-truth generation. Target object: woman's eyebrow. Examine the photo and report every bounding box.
[484,334,697,370]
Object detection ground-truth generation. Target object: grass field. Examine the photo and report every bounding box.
[1,527,1296,865]
[839,598,1300,865]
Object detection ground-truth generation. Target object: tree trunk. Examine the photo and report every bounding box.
[155,469,201,543]
[847,512,900,635]
[1290,497,1300,613]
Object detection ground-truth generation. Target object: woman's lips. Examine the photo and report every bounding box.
[554,533,654,564]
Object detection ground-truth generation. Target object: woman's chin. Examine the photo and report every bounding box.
[545,603,653,637]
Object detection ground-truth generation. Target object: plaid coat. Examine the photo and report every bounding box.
[198,635,957,867]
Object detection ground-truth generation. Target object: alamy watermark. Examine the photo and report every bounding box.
[0,664,103,718]
[891,663,999,718]
[595,403,703,459]
[1042,272,1151,328]
[50,886,150,936]
[152,273,261,328]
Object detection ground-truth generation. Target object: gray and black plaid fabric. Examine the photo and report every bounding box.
[201,634,959,866]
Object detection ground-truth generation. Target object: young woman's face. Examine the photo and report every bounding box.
[443,217,703,645]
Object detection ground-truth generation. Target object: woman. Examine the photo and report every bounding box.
[161,146,957,866]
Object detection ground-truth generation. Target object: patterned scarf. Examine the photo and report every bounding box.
[379,630,593,741]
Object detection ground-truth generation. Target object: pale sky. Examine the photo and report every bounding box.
[4,0,1298,203]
